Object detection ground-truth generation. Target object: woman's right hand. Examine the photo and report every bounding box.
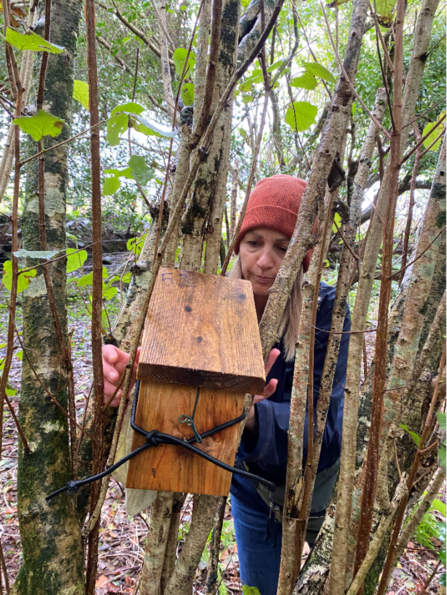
[245,348,280,433]
[102,345,141,407]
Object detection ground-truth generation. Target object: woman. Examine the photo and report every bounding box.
[103,175,350,595]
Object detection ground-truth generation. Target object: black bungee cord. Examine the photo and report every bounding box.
[46,380,276,502]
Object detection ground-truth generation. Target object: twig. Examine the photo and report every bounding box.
[220,94,269,275]
[400,114,446,164]
[20,119,108,167]
[333,218,359,262]
[390,225,446,279]
[320,0,391,140]
[0,536,10,594]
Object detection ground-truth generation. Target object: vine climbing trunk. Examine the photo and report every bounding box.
[15,0,84,593]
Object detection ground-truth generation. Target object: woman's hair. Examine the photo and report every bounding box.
[228,256,303,361]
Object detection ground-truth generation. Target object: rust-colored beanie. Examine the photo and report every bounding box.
[234,174,312,272]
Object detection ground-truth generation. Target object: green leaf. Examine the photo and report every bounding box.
[181,83,194,106]
[423,113,445,151]
[66,249,88,273]
[106,113,128,146]
[2,261,37,294]
[400,424,421,446]
[131,114,176,138]
[326,0,350,7]
[122,272,132,283]
[102,284,117,300]
[303,62,336,84]
[332,212,342,233]
[375,0,396,25]
[267,59,286,73]
[73,80,89,110]
[6,27,64,53]
[289,71,318,90]
[14,109,65,142]
[111,102,145,116]
[241,94,254,104]
[77,267,108,287]
[128,155,153,185]
[103,175,121,196]
[429,498,446,517]
[127,235,146,255]
[242,587,262,595]
[13,249,61,260]
[439,445,446,470]
[16,350,23,360]
[285,101,318,132]
[441,572,446,587]
[5,386,17,397]
[437,412,446,431]
[172,48,195,77]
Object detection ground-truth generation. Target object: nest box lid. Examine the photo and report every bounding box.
[137,268,266,393]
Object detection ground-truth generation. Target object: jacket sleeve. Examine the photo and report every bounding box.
[238,290,351,470]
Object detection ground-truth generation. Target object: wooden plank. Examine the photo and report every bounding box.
[126,381,245,496]
[137,268,265,394]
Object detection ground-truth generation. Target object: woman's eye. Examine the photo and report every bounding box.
[277,246,287,253]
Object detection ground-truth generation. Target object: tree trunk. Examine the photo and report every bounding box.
[14,0,84,593]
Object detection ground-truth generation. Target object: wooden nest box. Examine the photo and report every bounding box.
[126,267,265,496]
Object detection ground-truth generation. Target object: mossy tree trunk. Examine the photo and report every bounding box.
[14,0,84,593]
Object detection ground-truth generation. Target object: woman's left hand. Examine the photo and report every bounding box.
[245,348,280,433]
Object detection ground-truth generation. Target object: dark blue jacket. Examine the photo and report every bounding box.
[231,282,350,505]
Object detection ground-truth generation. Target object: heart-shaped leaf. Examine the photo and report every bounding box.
[73,80,89,110]
[285,101,318,132]
[6,27,64,53]
[14,110,65,141]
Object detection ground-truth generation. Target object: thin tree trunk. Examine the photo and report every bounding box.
[230,159,238,242]
[258,0,369,361]
[329,1,440,588]
[14,0,84,592]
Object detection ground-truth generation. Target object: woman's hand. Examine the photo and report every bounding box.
[245,348,280,433]
[102,345,141,407]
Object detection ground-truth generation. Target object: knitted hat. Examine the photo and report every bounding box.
[234,174,312,272]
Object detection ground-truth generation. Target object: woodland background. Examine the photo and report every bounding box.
[0,0,446,593]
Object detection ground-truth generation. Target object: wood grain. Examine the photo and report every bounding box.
[126,381,245,496]
[137,268,265,394]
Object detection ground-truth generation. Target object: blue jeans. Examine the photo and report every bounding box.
[232,493,283,595]
[231,459,341,595]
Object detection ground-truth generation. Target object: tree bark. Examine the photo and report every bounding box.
[15,0,84,593]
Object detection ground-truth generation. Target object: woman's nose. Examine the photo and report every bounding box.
[257,248,274,269]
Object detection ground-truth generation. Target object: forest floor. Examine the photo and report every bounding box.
[0,253,445,595]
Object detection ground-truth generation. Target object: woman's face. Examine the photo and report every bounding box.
[239,227,290,298]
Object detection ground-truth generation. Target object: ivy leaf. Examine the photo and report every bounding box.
[6,27,64,53]
[181,83,195,106]
[303,62,336,84]
[128,155,153,185]
[14,109,65,142]
[172,48,196,77]
[422,112,445,151]
[2,260,37,294]
[103,175,121,196]
[131,114,175,138]
[66,248,88,273]
[285,101,318,132]
[73,80,89,110]
[400,424,421,446]
[437,412,446,431]
[289,71,318,90]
